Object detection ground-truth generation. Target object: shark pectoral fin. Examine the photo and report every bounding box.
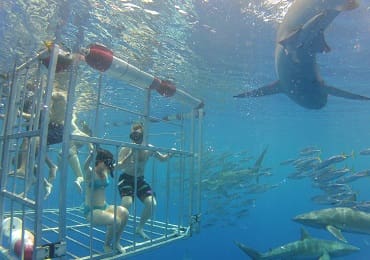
[234,241,262,260]
[279,28,301,49]
[279,29,302,62]
[325,85,370,100]
[301,11,331,54]
[319,251,330,260]
[234,81,281,98]
[326,225,347,243]
[280,12,327,55]
[312,31,331,53]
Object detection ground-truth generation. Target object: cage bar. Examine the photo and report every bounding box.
[0,43,203,259]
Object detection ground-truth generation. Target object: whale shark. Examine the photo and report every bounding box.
[234,0,370,109]
[293,207,370,242]
[235,227,359,259]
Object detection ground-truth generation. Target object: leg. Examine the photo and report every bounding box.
[45,156,58,183]
[10,138,29,176]
[68,145,84,193]
[87,209,115,253]
[106,205,129,253]
[43,156,58,200]
[15,137,38,195]
[121,196,133,210]
[104,225,114,253]
[43,178,53,200]
[88,206,128,253]
[136,195,157,240]
[69,128,92,193]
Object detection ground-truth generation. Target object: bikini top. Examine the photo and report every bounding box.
[89,175,109,189]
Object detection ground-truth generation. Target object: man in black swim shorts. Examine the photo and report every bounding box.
[117,123,172,240]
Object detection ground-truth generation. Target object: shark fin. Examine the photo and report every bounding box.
[319,251,331,260]
[326,225,347,243]
[279,12,329,55]
[300,227,311,240]
[311,31,331,53]
[279,30,302,62]
[325,85,370,100]
[279,28,301,49]
[301,12,326,31]
[234,241,262,260]
[234,81,281,98]
[254,146,269,168]
[254,145,269,184]
[302,12,331,53]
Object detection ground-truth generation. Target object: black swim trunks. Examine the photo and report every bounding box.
[47,122,64,145]
[117,173,154,201]
[23,90,35,114]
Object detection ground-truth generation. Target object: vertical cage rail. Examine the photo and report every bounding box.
[1,42,204,259]
[58,52,80,260]
[0,45,59,259]
[34,45,59,256]
[194,108,204,233]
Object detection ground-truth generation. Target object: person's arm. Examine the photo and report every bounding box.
[19,111,32,120]
[71,113,94,151]
[147,144,172,161]
[116,147,132,170]
[153,151,172,161]
[83,150,94,180]
[71,112,79,130]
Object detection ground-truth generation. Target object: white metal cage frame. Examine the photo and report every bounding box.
[0,44,203,259]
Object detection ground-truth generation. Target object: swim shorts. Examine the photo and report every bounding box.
[117,173,154,201]
[47,122,64,145]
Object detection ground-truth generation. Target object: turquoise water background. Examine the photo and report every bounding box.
[2,0,370,259]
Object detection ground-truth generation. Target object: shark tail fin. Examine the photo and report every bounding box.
[234,81,281,98]
[234,241,262,260]
[325,85,370,100]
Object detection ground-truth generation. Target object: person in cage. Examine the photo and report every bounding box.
[12,48,91,198]
[10,81,59,199]
[116,122,172,240]
[14,82,90,196]
[83,148,128,254]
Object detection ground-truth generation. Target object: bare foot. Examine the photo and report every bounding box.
[8,168,26,178]
[103,245,112,253]
[136,227,150,240]
[74,177,84,194]
[115,243,126,254]
[43,178,53,200]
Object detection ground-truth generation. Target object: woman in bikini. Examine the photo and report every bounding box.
[84,148,128,253]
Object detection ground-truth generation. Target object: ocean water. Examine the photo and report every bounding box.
[2,0,370,259]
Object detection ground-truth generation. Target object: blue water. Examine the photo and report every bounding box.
[2,0,370,259]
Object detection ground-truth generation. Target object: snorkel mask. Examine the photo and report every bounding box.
[95,149,115,177]
[130,131,143,144]
[103,158,116,178]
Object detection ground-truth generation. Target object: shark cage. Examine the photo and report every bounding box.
[0,43,204,259]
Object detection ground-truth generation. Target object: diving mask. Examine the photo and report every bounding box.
[130,131,143,144]
[103,158,116,177]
